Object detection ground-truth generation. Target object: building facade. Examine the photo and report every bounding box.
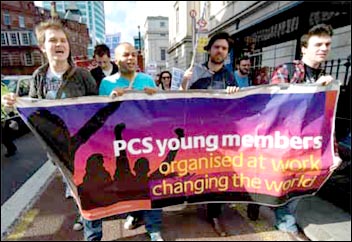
[169,1,351,84]
[42,1,105,58]
[144,16,169,76]
[105,33,121,60]
[1,1,43,75]
[168,1,206,70]
[207,1,351,82]
[1,1,90,75]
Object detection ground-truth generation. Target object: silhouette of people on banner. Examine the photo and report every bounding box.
[78,122,184,210]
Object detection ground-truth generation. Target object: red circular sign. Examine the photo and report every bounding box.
[197,18,207,27]
[190,9,197,18]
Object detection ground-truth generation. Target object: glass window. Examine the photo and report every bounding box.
[21,32,30,45]
[29,32,36,45]
[24,52,34,66]
[4,11,11,25]
[161,49,166,61]
[19,16,25,28]
[9,32,19,45]
[160,21,165,27]
[1,32,7,45]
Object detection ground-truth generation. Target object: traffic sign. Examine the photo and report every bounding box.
[197,18,207,28]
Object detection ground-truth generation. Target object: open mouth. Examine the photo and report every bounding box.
[55,50,65,54]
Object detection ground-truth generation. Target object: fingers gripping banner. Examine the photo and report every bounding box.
[16,83,340,220]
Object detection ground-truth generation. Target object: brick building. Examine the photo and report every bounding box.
[1,1,90,75]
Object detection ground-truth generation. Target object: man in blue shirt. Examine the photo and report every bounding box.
[99,43,156,96]
[234,56,252,87]
[84,42,161,241]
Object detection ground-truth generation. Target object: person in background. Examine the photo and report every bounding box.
[159,70,172,90]
[90,44,119,90]
[154,73,162,89]
[253,66,270,85]
[1,82,18,157]
[234,56,252,87]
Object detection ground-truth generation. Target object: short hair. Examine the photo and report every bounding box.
[94,44,111,58]
[204,32,233,52]
[236,56,250,65]
[35,19,70,48]
[301,24,333,48]
[34,19,73,65]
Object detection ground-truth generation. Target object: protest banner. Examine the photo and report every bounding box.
[15,82,340,220]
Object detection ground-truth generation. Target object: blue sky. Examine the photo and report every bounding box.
[35,1,171,43]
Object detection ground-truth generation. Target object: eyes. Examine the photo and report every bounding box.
[48,38,67,44]
[212,45,228,51]
[314,42,331,48]
[122,52,137,58]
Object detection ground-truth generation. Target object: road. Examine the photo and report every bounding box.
[1,132,47,205]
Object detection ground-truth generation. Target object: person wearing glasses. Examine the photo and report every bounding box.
[159,71,172,90]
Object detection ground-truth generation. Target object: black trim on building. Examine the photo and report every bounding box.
[231,1,351,63]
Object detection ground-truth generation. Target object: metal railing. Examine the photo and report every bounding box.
[263,57,351,86]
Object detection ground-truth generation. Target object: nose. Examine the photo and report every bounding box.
[321,44,329,51]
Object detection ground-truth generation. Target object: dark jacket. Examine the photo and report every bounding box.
[90,62,119,89]
[189,63,237,90]
[29,63,98,99]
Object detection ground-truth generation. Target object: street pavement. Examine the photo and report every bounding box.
[1,165,351,241]
[1,132,47,205]
[0,170,300,241]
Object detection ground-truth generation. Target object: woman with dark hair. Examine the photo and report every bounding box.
[159,70,172,90]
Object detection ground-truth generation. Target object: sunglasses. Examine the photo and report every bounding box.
[162,76,171,79]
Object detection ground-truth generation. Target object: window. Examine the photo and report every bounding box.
[19,16,25,28]
[1,32,8,45]
[9,32,19,45]
[33,51,43,65]
[161,49,166,61]
[29,32,36,45]
[20,32,30,45]
[24,52,34,66]
[1,53,10,66]
[4,11,11,25]
[160,21,165,27]
[160,33,166,37]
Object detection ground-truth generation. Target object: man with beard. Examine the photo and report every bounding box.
[234,56,252,87]
[180,32,239,237]
[181,32,238,91]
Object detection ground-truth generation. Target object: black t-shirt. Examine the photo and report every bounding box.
[304,64,325,83]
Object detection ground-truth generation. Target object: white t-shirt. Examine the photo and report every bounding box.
[102,65,113,77]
